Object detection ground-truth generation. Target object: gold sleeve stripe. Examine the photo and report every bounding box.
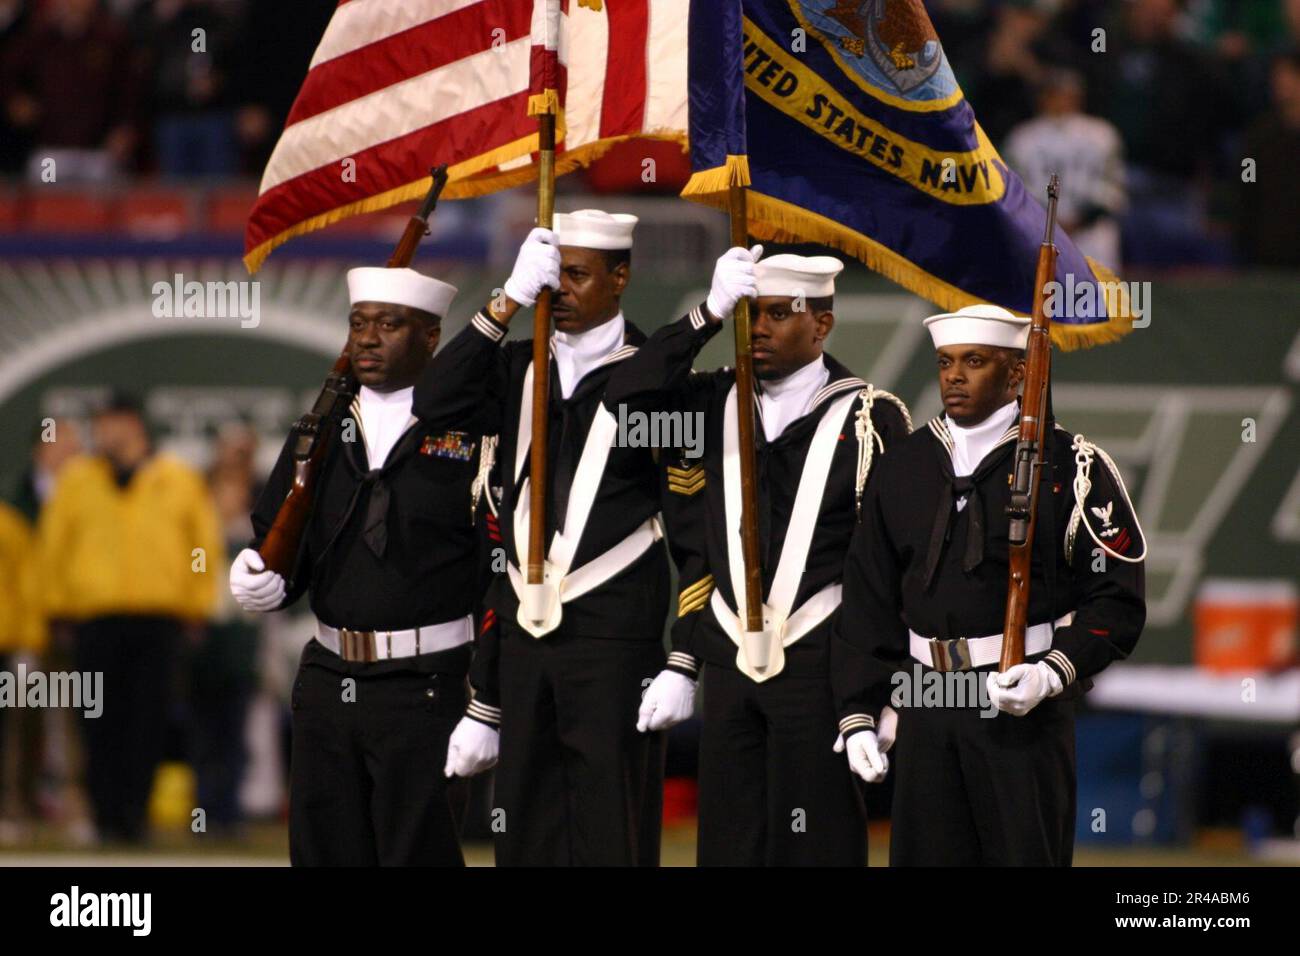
[677,574,714,616]
[678,574,714,602]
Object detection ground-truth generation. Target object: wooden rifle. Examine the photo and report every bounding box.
[257,165,450,579]
[999,174,1060,670]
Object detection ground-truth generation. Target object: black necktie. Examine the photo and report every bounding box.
[361,469,390,559]
[921,472,986,592]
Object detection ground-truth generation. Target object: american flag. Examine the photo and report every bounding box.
[243,0,689,272]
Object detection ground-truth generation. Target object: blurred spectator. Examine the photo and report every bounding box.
[1237,0,1300,111]
[926,0,993,83]
[229,0,334,175]
[1237,51,1300,269]
[191,422,261,834]
[133,0,241,177]
[1272,1,1300,60]
[5,419,83,836]
[0,0,34,174]
[1186,0,1288,54]
[0,498,43,843]
[1094,0,1229,177]
[36,392,223,844]
[963,0,1085,146]
[0,0,144,182]
[1004,68,1126,269]
[11,418,85,523]
[1092,0,1233,267]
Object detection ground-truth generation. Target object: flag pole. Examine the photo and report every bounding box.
[727,184,764,637]
[528,110,557,591]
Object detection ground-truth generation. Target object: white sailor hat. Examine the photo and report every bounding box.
[346,267,458,318]
[554,209,637,250]
[923,303,1030,350]
[753,253,843,299]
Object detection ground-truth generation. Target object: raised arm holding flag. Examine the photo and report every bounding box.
[679,0,1146,867]
[240,0,691,867]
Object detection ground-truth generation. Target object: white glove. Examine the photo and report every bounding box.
[503,227,561,306]
[444,716,500,778]
[835,730,889,783]
[705,244,763,321]
[636,669,696,732]
[229,548,285,612]
[985,661,1063,717]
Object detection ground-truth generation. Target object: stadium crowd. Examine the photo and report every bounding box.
[1,0,1299,268]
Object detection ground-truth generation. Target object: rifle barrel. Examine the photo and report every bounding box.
[1043,173,1060,243]
[419,165,450,221]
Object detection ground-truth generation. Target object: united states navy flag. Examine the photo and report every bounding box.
[683,0,1131,348]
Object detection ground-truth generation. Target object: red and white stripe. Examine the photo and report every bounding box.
[245,0,689,271]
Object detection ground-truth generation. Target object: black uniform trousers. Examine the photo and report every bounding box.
[493,623,666,866]
[289,638,469,866]
[74,615,182,842]
[889,679,1077,866]
[697,663,867,867]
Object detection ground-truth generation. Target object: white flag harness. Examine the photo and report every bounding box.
[507,360,662,637]
[712,384,859,682]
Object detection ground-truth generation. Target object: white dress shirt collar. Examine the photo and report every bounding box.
[356,385,416,469]
[758,355,829,442]
[552,312,626,400]
[945,398,1019,478]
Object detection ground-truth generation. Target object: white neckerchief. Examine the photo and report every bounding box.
[357,385,415,469]
[552,312,625,400]
[945,399,1019,511]
[758,356,829,442]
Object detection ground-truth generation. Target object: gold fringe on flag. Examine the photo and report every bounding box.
[679,154,751,198]
[681,187,1134,350]
[243,125,688,273]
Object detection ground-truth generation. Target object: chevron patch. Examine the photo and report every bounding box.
[677,574,714,616]
[667,464,705,496]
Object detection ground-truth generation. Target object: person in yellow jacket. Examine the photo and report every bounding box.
[0,501,45,657]
[36,393,224,843]
[0,498,45,839]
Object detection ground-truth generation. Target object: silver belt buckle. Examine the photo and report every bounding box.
[929,637,971,672]
[339,629,378,663]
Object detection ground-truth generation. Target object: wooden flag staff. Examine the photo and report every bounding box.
[528,112,557,595]
[727,184,765,645]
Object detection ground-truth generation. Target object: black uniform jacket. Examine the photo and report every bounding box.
[605,304,911,681]
[832,412,1147,728]
[412,309,671,642]
[250,395,494,696]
